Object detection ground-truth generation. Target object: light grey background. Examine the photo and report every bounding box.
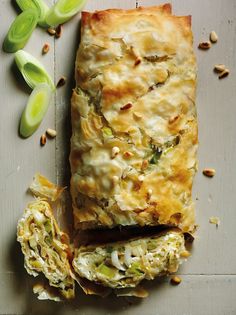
[0,0,236,314]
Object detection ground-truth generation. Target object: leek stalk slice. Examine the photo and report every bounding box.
[3,9,38,53]
[15,50,55,91]
[20,83,52,138]
[45,0,87,26]
[16,0,49,28]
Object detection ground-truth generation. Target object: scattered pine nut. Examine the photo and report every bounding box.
[55,25,62,38]
[138,175,145,182]
[122,167,130,179]
[180,250,191,258]
[120,103,133,111]
[141,159,148,171]
[46,128,57,138]
[210,31,218,43]
[42,43,50,54]
[198,41,211,50]
[147,188,153,199]
[170,276,182,285]
[202,168,216,177]
[47,27,56,36]
[214,64,226,72]
[56,76,67,87]
[40,134,46,146]
[134,57,141,66]
[111,146,120,158]
[123,151,134,158]
[169,115,179,124]
[218,69,229,79]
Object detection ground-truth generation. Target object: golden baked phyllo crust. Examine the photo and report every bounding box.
[70,4,197,232]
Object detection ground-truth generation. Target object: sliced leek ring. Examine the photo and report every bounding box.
[15,50,55,91]
[16,0,49,28]
[3,9,38,53]
[20,83,52,138]
[45,0,87,26]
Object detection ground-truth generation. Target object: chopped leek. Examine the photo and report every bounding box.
[30,260,42,269]
[150,150,162,164]
[106,246,114,254]
[16,0,49,28]
[3,9,38,53]
[44,220,52,233]
[15,50,55,90]
[20,83,52,138]
[45,0,87,26]
[45,236,52,246]
[128,262,144,276]
[102,127,113,138]
[97,264,117,279]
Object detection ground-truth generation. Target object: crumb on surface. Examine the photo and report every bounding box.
[209,216,220,227]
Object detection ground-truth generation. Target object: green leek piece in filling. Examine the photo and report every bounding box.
[16,0,49,28]
[102,127,113,138]
[20,83,52,138]
[45,0,87,26]
[15,50,55,90]
[150,149,162,164]
[127,262,144,277]
[97,264,117,279]
[44,219,52,233]
[3,9,38,53]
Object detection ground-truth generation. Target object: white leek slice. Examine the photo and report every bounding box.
[16,0,49,28]
[15,50,55,90]
[45,0,87,26]
[20,83,52,138]
[3,9,38,53]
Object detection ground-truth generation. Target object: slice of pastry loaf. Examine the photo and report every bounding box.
[73,229,187,289]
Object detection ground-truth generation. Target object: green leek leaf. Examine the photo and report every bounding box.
[20,83,52,138]
[97,264,117,279]
[3,9,38,53]
[15,50,55,90]
[16,0,49,28]
[150,150,162,164]
[102,127,113,138]
[44,220,52,233]
[45,0,87,26]
[128,262,144,276]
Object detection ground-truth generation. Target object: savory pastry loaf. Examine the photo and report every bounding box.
[17,172,192,299]
[70,4,197,232]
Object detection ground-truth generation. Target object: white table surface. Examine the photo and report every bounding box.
[0,0,236,314]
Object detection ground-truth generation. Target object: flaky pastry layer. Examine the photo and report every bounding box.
[70,4,197,232]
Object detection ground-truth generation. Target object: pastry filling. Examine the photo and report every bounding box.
[17,200,75,299]
[73,231,185,289]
